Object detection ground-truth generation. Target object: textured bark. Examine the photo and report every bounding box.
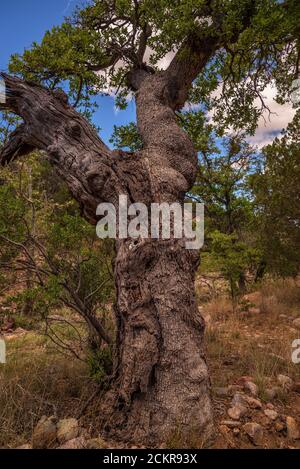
[100,72,213,444]
[105,238,213,445]
[0,71,213,445]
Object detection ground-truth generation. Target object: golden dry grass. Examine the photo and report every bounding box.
[0,331,91,448]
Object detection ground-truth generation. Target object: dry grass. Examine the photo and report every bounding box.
[0,331,91,448]
[253,277,300,317]
[1,277,300,449]
[202,277,300,396]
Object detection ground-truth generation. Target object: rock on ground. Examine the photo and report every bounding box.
[86,437,108,449]
[32,416,57,449]
[214,387,230,397]
[228,404,248,420]
[57,418,79,444]
[265,387,281,400]
[264,409,278,421]
[277,374,293,390]
[243,422,264,446]
[221,420,241,428]
[292,318,300,329]
[58,436,87,449]
[245,396,262,409]
[244,381,258,396]
[286,416,300,440]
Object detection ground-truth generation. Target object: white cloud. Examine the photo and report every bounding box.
[208,81,295,148]
[248,84,296,148]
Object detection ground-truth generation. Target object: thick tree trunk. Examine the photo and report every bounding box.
[0,72,214,446]
[103,238,213,445]
[100,72,214,445]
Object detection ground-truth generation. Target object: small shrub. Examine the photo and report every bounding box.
[87,345,113,385]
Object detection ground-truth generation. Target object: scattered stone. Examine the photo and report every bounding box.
[279,314,288,319]
[233,428,240,436]
[220,420,241,428]
[243,291,261,304]
[236,376,253,385]
[292,318,300,329]
[231,392,248,407]
[17,444,32,449]
[214,387,230,397]
[32,416,57,449]
[243,422,264,446]
[219,425,230,436]
[275,422,285,432]
[266,403,275,410]
[244,381,258,396]
[228,385,243,394]
[57,418,79,444]
[86,437,108,449]
[248,307,260,315]
[4,328,27,341]
[59,436,87,449]
[286,416,300,440]
[228,404,248,420]
[79,428,90,439]
[277,374,293,390]
[264,409,278,421]
[245,396,262,409]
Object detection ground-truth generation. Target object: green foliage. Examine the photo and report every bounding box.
[0,112,20,145]
[0,179,27,265]
[0,153,114,334]
[1,0,300,313]
[209,230,261,297]
[190,131,263,296]
[9,22,106,118]
[6,0,300,127]
[110,122,143,151]
[87,345,113,385]
[251,110,300,277]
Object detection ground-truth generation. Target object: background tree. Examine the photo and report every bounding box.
[191,132,262,299]
[251,110,300,278]
[0,153,114,351]
[1,0,300,445]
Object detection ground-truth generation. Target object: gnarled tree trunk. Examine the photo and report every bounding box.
[109,238,212,445]
[0,71,213,445]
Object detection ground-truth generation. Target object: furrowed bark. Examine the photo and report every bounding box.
[103,237,213,445]
[0,73,149,223]
[0,70,213,445]
[94,66,214,445]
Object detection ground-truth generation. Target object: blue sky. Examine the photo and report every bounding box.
[0,1,295,148]
[0,0,135,147]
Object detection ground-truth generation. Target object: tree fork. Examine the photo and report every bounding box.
[0,72,213,445]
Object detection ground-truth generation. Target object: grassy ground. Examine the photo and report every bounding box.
[0,277,300,448]
[202,278,300,448]
[0,328,92,448]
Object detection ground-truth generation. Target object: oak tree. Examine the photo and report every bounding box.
[1,0,299,445]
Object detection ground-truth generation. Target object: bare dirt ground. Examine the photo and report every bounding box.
[1,277,300,449]
[202,279,300,448]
